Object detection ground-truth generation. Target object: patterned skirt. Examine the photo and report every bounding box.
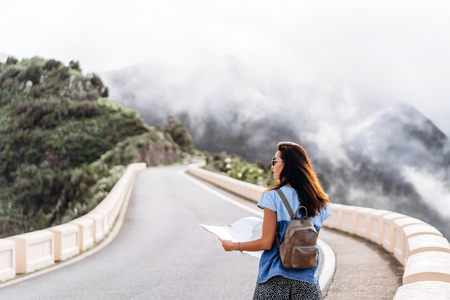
[253,275,323,300]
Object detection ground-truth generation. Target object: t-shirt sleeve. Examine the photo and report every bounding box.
[321,202,333,221]
[257,191,277,212]
[312,202,333,231]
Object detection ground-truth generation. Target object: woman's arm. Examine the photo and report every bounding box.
[219,208,277,252]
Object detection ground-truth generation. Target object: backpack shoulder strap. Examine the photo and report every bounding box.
[276,188,295,220]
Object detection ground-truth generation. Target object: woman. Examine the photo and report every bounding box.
[220,141,332,300]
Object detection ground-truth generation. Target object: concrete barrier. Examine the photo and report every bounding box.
[0,239,15,281]
[70,217,95,251]
[7,230,54,274]
[324,203,343,229]
[355,207,374,239]
[85,211,106,243]
[393,281,450,300]
[407,235,450,258]
[382,213,407,253]
[93,206,113,232]
[392,217,424,264]
[403,251,450,284]
[99,191,120,223]
[45,224,80,261]
[369,209,390,245]
[187,163,265,202]
[186,162,450,299]
[101,171,132,220]
[403,224,443,262]
[94,204,114,229]
[341,206,361,234]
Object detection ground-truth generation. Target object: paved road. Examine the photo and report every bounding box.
[0,165,261,299]
[1,164,403,299]
[321,228,403,300]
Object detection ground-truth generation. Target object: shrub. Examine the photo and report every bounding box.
[69,60,81,71]
[86,90,98,101]
[101,87,109,97]
[44,59,61,71]
[24,62,42,85]
[29,85,43,98]
[12,97,63,129]
[68,100,99,118]
[57,66,70,81]
[3,66,21,79]
[1,78,14,89]
[204,153,275,187]
[90,74,103,88]
[6,57,18,65]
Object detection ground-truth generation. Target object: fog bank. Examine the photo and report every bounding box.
[102,57,450,238]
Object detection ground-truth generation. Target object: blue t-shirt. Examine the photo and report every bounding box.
[257,185,332,284]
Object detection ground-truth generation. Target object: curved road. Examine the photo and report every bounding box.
[0,164,403,299]
[1,165,262,299]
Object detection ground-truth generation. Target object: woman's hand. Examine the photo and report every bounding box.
[217,208,277,253]
[219,237,236,251]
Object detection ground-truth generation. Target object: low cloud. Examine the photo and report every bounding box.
[402,166,450,219]
[102,54,450,238]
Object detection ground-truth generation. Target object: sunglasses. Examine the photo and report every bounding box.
[272,156,283,166]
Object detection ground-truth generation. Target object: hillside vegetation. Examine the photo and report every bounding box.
[203,152,275,187]
[0,57,194,238]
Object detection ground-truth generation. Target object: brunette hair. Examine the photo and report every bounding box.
[267,141,329,217]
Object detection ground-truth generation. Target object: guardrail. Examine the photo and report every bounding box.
[187,162,450,299]
[0,163,146,282]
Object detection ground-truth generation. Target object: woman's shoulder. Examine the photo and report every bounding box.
[262,188,277,195]
[260,189,277,201]
[263,186,296,194]
[258,189,280,211]
[261,186,297,202]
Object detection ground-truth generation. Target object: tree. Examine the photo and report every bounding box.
[69,60,81,71]
[6,57,18,65]
[101,87,109,98]
[44,59,61,70]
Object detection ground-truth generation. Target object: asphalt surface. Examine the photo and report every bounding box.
[0,165,261,299]
[321,228,403,300]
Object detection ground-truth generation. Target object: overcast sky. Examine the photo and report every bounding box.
[1,0,449,136]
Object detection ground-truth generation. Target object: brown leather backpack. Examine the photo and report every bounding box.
[276,189,319,269]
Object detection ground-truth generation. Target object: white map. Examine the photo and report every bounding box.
[200,217,263,258]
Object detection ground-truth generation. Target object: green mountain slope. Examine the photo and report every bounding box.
[0,57,194,237]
